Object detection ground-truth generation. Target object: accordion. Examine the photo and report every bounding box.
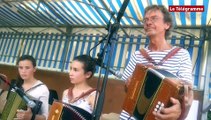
[0,90,42,120]
[48,101,92,120]
[122,64,184,120]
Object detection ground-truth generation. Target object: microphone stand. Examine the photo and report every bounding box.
[92,1,130,120]
[93,22,119,120]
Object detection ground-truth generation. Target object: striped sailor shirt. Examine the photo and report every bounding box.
[120,46,193,120]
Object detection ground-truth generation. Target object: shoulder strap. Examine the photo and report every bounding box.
[140,47,181,66]
[80,88,97,98]
[159,47,181,65]
[140,48,155,64]
[25,83,44,93]
[68,88,97,103]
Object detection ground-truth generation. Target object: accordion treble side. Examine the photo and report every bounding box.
[122,64,184,120]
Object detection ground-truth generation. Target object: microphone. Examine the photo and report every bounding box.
[0,74,36,108]
[116,0,130,22]
[108,68,123,79]
[93,58,123,79]
[12,85,36,108]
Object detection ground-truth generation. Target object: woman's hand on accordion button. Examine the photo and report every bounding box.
[152,97,181,120]
[15,107,33,120]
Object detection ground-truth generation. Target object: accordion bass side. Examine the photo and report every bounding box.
[48,101,92,120]
[122,64,184,120]
[1,90,42,120]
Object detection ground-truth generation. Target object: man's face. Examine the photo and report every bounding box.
[143,9,170,37]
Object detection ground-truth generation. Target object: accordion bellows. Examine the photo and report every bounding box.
[122,64,184,120]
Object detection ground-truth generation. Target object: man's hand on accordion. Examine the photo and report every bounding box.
[179,83,194,120]
[152,97,181,120]
[152,83,193,120]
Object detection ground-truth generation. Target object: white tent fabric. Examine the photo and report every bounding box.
[0,0,210,27]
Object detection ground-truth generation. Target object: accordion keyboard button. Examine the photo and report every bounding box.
[154,101,165,112]
[55,109,59,114]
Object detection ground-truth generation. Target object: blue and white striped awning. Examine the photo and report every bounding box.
[0,0,210,28]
